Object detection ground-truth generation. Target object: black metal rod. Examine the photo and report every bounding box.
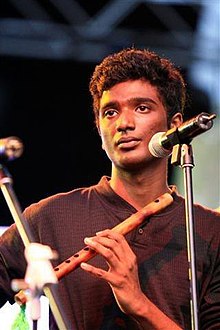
[180,144,199,330]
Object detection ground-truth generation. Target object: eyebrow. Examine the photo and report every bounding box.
[128,97,158,105]
[100,97,158,110]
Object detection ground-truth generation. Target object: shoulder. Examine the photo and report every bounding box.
[190,202,220,246]
[22,176,112,219]
[193,202,220,221]
[23,184,99,219]
[172,190,220,236]
[173,187,220,221]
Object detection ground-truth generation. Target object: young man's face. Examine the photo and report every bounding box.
[98,79,177,170]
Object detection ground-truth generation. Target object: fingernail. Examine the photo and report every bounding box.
[84,237,92,244]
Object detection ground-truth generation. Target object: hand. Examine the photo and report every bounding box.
[80,229,145,315]
[80,230,182,330]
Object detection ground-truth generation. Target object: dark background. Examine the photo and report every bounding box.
[0,58,112,224]
[0,1,218,225]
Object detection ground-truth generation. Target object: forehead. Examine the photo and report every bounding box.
[100,80,161,106]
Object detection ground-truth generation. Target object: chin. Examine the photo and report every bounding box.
[119,159,148,171]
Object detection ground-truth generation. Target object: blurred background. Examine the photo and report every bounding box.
[0,0,219,227]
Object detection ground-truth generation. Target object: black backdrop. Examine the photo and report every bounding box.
[0,57,112,225]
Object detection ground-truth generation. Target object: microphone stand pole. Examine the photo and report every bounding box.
[0,163,70,330]
[171,143,199,330]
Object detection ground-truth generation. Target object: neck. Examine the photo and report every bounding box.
[110,159,171,210]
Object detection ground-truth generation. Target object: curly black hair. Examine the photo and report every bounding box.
[89,47,186,126]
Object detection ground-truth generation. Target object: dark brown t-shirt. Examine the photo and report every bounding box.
[0,176,220,329]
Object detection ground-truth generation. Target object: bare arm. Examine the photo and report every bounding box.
[80,229,182,330]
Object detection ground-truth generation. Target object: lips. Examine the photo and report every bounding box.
[117,137,141,148]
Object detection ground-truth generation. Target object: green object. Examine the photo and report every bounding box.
[11,304,30,330]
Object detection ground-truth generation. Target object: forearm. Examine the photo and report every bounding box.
[128,293,182,330]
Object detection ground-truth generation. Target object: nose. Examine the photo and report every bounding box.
[116,110,135,132]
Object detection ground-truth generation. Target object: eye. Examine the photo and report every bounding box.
[136,105,151,113]
[103,109,118,118]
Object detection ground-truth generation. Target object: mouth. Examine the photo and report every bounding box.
[117,137,141,149]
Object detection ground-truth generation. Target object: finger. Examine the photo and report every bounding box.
[85,232,129,262]
[84,237,119,265]
[96,230,135,261]
[80,262,123,287]
[96,230,132,253]
[96,229,124,242]
[80,262,110,281]
[86,234,120,251]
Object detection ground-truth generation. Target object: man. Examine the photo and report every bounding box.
[0,48,219,329]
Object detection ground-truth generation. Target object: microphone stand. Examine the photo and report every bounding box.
[148,112,216,330]
[171,143,199,330]
[0,162,70,330]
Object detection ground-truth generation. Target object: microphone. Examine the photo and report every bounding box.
[0,136,24,161]
[148,112,216,158]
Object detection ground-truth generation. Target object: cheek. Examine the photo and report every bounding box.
[141,118,168,139]
[149,113,168,132]
[99,128,111,151]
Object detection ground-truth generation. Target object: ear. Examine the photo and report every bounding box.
[170,112,183,129]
